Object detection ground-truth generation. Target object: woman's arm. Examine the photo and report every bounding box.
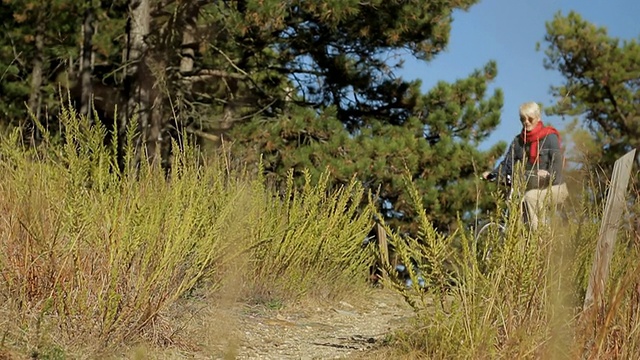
[539,133,563,183]
[493,137,524,178]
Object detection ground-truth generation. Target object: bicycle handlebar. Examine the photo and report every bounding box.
[483,170,552,189]
[484,172,498,181]
[483,173,511,186]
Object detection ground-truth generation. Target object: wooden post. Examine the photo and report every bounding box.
[376,222,390,269]
[583,149,637,311]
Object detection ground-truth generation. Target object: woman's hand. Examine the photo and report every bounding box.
[537,169,550,178]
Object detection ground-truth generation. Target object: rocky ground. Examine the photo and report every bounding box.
[170,288,416,360]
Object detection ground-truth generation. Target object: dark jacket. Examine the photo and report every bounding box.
[493,133,564,186]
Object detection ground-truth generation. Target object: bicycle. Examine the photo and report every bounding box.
[473,170,568,273]
[474,173,513,270]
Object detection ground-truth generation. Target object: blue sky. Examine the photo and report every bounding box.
[397,0,639,149]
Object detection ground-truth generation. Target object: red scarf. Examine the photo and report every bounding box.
[521,121,561,164]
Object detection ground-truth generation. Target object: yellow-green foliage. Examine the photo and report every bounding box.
[386,171,640,359]
[0,113,240,346]
[245,168,377,300]
[0,107,376,355]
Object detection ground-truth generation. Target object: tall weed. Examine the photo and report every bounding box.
[386,168,640,359]
[0,110,235,346]
[244,168,377,301]
[0,106,377,356]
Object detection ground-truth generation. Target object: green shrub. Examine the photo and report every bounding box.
[0,106,377,356]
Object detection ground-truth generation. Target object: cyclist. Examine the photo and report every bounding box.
[482,101,569,229]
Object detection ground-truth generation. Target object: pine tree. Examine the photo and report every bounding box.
[0,0,507,231]
[541,11,640,171]
[0,0,80,132]
[217,1,506,232]
[0,0,127,132]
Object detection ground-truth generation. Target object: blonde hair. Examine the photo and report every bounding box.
[519,102,541,120]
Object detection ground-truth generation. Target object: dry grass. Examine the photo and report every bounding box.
[0,107,377,358]
[383,167,640,359]
[3,105,638,359]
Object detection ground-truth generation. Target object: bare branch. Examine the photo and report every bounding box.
[151,0,177,16]
[185,126,221,143]
[268,65,325,77]
[180,69,247,82]
[603,83,631,129]
[209,44,277,101]
[210,44,250,77]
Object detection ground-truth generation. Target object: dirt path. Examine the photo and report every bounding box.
[192,288,415,360]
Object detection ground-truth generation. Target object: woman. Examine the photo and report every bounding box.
[483,101,568,229]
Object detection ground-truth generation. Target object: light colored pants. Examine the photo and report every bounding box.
[523,183,569,229]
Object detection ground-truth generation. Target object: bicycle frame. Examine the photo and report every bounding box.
[477,174,513,225]
[473,174,516,266]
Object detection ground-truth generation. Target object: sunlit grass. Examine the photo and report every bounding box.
[0,106,377,358]
[384,168,640,359]
[4,104,637,359]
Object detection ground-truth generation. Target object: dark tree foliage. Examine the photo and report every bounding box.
[542,11,640,172]
[0,0,507,233]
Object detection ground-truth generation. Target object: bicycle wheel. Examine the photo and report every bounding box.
[474,222,506,272]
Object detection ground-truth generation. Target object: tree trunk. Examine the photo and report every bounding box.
[123,0,151,169]
[27,18,45,145]
[179,3,199,77]
[80,4,96,123]
[146,58,164,167]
